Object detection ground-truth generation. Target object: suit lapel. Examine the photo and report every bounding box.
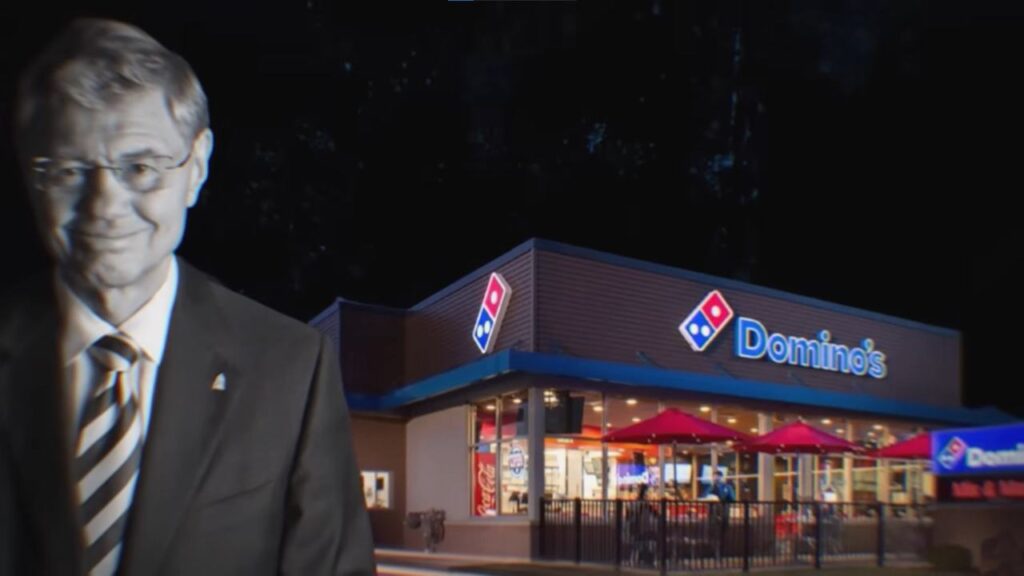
[2,279,83,576]
[119,263,240,576]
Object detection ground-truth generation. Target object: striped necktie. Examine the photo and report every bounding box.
[75,333,144,576]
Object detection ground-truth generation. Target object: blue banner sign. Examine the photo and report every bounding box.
[933,422,1024,476]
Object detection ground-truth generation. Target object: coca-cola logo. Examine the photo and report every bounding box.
[475,459,496,515]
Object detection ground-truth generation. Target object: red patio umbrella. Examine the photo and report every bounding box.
[601,407,749,444]
[868,432,932,505]
[736,421,861,455]
[868,432,931,460]
[602,408,749,497]
[736,422,860,504]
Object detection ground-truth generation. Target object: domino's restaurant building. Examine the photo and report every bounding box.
[309,239,1011,557]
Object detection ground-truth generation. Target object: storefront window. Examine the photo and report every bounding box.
[615,448,656,499]
[471,399,500,444]
[719,450,758,500]
[888,461,926,505]
[735,450,759,476]
[546,444,611,497]
[921,467,935,501]
[851,457,878,503]
[470,394,933,510]
[890,465,908,499]
[472,393,527,444]
[609,394,660,499]
[500,438,529,514]
[660,449,692,500]
[472,444,497,516]
[774,456,798,501]
[737,477,758,501]
[813,456,846,500]
[502,392,528,438]
[361,471,392,510]
[581,449,605,499]
[695,453,713,492]
[470,392,528,516]
[545,389,611,501]
[544,444,568,499]
[884,425,924,505]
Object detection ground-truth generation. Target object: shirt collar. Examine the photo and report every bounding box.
[57,258,180,365]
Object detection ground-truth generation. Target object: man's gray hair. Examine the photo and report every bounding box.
[14,18,209,157]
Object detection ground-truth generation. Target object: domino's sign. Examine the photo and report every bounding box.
[736,320,887,379]
[679,290,888,379]
[678,290,734,352]
[473,273,512,354]
[933,423,1024,476]
[937,436,968,471]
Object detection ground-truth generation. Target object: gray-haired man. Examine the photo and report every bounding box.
[0,18,375,576]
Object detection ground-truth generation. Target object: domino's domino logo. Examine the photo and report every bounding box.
[938,436,968,470]
[681,289,888,378]
[473,273,512,354]
[679,290,735,352]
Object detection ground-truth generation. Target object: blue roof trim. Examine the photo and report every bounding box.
[347,350,1011,427]
[531,239,959,337]
[347,393,382,412]
[347,350,514,411]
[508,352,1004,426]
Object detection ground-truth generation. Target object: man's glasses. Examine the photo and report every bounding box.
[31,149,193,195]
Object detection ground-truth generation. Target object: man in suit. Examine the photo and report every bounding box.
[0,18,376,575]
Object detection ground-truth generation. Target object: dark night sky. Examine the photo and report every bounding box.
[1,1,1022,415]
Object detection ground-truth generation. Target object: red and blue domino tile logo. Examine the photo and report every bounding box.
[938,436,968,470]
[678,290,735,352]
[473,272,512,354]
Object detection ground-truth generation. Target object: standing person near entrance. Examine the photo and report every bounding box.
[704,470,736,558]
[707,470,736,503]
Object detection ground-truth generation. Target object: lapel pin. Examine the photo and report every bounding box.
[211,372,227,392]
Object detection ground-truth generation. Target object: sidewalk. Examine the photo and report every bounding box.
[376,549,652,576]
[375,549,948,576]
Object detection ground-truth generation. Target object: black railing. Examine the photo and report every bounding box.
[539,498,933,573]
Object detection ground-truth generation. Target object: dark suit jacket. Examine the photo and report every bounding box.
[0,261,376,575]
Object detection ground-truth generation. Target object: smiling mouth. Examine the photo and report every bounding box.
[71,229,147,241]
[70,229,147,251]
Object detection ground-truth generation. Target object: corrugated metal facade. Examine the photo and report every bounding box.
[534,250,960,408]
[403,251,535,384]
[312,241,960,408]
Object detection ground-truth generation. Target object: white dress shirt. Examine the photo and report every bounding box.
[56,258,179,453]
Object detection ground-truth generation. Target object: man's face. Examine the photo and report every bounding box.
[27,88,211,292]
